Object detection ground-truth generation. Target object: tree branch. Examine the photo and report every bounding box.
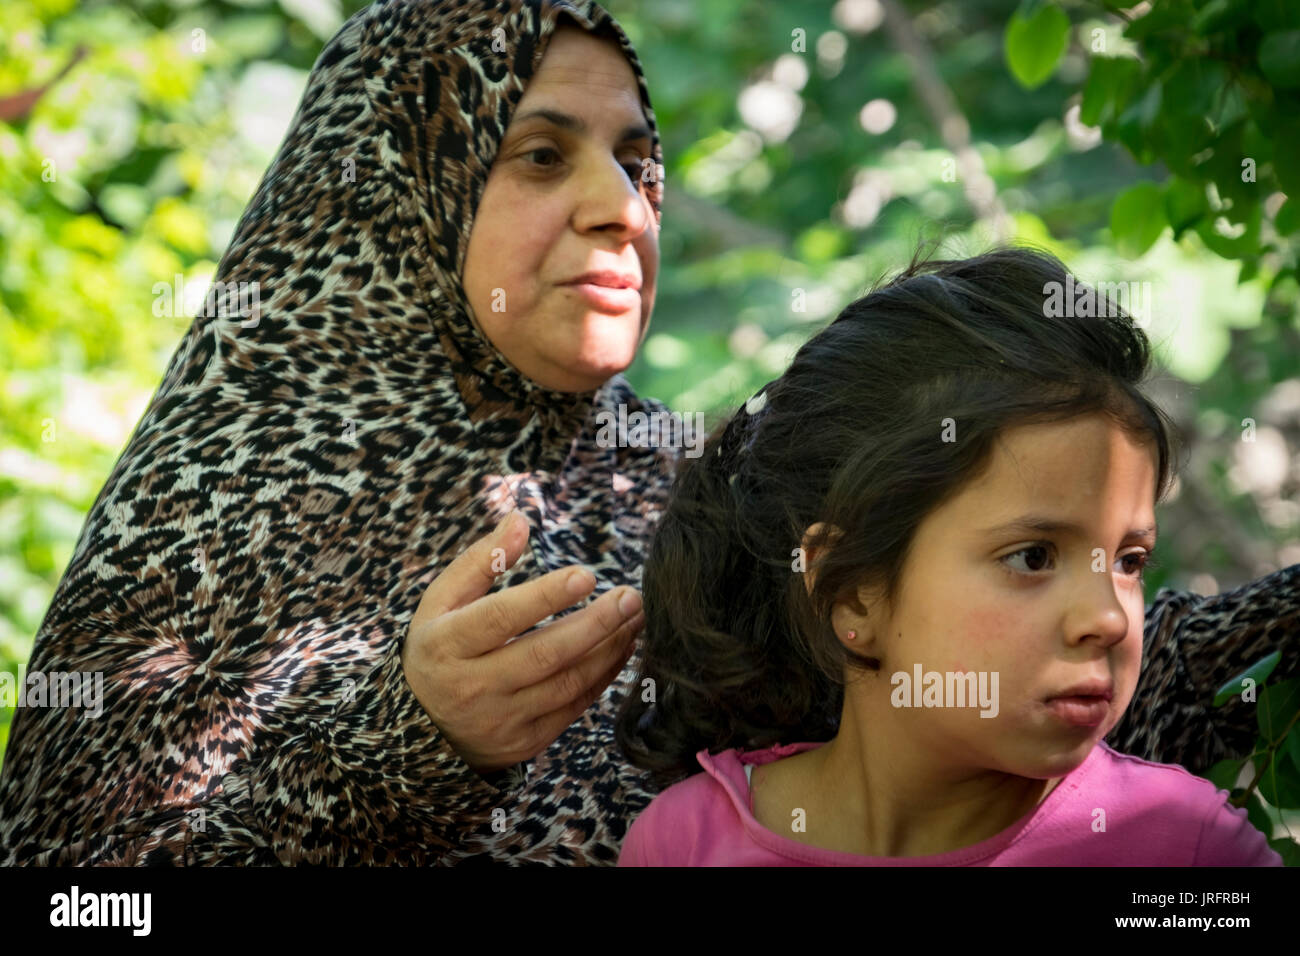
[878,0,1012,239]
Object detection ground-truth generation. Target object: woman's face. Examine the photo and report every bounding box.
[833,412,1157,782]
[461,25,660,393]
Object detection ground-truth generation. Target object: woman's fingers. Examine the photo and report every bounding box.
[488,584,641,691]
[526,617,644,749]
[412,511,530,624]
[515,608,644,717]
[400,517,644,773]
[436,564,607,661]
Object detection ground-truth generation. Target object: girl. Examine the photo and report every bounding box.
[614,246,1283,866]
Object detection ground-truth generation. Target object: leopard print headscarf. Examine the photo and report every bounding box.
[0,0,681,865]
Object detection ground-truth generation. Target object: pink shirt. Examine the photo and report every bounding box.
[618,740,1282,866]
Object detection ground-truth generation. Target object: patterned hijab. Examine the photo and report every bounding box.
[0,0,681,865]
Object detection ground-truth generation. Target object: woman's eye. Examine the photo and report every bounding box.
[629,159,664,211]
[524,147,562,168]
[1002,544,1054,574]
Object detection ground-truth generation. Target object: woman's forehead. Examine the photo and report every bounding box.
[512,65,650,135]
[506,103,652,143]
[506,18,661,153]
[534,25,640,84]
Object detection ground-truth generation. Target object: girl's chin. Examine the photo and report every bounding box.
[1023,739,1099,778]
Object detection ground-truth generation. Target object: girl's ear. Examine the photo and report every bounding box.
[800,521,878,615]
[829,591,883,666]
[799,521,843,598]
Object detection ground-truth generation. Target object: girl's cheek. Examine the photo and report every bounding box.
[954,604,1022,665]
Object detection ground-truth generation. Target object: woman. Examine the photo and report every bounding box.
[0,0,1294,866]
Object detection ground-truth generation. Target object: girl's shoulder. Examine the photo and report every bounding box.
[1092,740,1226,792]
[1083,742,1281,865]
[1085,740,1235,812]
[619,743,823,866]
[636,743,816,816]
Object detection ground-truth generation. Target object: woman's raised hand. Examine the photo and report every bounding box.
[401,512,645,775]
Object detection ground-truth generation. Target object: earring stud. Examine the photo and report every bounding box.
[846,630,857,640]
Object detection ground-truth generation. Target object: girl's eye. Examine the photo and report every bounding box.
[1002,544,1055,575]
[1000,545,1160,579]
[1121,550,1159,579]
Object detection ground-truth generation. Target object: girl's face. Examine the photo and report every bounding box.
[835,412,1158,782]
[461,25,660,393]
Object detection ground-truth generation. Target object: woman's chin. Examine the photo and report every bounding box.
[525,350,635,393]
[505,312,643,391]
[561,357,634,391]
[560,333,641,388]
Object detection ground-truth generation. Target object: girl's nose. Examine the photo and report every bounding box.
[1069,575,1132,648]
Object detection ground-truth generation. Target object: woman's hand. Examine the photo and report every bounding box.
[401,511,645,775]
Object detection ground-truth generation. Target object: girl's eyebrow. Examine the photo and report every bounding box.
[510,107,651,144]
[981,516,1157,543]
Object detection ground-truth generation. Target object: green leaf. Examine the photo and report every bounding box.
[1238,258,1260,285]
[1271,266,1298,293]
[1254,745,1300,809]
[1213,649,1282,706]
[1267,837,1300,866]
[1110,182,1167,259]
[1257,678,1300,740]
[1205,757,1243,791]
[1125,4,1192,41]
[1164,178,1207,237]
[1244,791,1274,836]
[1192,0,1235,35]
[1196,204,1262,261]
[1286,722,1300,770]
[1276,124,1300,195]
[1259,31,1300,88]
[1080,56,1140,127]
[1154,114,1214,174]
[1255,0,1300,32]
[1005,3,1070,90]
[1115,81,1162,158]
[1165,59,1227,116]
[1212,82,1249,132]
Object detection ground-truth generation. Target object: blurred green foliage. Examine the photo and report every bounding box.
[1,0,1297,846]
[1208,650,1300,864]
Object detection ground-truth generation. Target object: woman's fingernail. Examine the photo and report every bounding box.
[618,590,642,618]
[567,569,593,595]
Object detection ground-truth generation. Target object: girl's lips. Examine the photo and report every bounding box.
[1045,696,1110,728]
[562,282,640,313]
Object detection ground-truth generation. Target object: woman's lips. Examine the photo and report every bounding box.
[1045,695,1110,728]
[562,282,641,313]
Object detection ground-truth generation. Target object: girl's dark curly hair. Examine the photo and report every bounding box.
[614,244,1186,792]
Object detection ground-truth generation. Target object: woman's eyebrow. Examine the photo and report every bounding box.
[980,516,1157,543]
[510,107,651,143]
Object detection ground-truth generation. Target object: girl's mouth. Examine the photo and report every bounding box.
[1044,696,1110,728]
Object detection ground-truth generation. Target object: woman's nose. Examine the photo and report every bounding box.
[573,155,653,240]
